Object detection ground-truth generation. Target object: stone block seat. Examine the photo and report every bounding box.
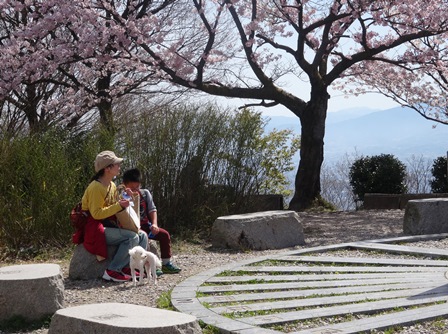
[69,241,160,280]
[0,263,64,321]
[211,210,305,250]
[403,198,448,235]
[69,244,116,280]
[48,303,201,334]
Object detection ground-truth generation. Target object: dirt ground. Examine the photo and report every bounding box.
[3,209,407,334]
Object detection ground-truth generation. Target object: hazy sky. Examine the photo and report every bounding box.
[263,92,400,116]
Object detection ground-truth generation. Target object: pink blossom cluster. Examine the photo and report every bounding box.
[0,0,174,122]
[1,0,448,123]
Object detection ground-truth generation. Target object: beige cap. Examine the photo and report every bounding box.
[94,151,123,172]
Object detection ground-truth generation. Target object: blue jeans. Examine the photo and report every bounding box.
[104,228,148,272]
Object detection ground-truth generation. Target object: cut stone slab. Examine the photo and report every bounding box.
[0,263,64,321]
[48,303,202,334]
[403,198,448,235]
[211,210,305,250]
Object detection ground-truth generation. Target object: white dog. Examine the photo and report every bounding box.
[128,245,162,286]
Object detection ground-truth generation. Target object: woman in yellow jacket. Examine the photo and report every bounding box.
[82,151,148,282]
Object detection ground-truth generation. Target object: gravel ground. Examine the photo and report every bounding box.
[5,209,448,334]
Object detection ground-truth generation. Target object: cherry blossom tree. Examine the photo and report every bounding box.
[130,0,448,210]
[0,2,72,133]
[0,0,175,132]
[341,37,448,124]
[2,0,448,210]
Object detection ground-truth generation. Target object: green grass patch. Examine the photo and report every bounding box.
[198,320,221,333]
[215,270,254,276]
[156,290,175,311]
[201,278,268,286]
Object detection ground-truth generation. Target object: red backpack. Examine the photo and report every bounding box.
[70,202,88,231]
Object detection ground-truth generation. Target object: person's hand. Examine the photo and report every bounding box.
[124,188,134,197]
[150,225,160,235]
[119,199,130,208]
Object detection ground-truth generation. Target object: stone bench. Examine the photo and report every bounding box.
[403,198,448,235]
[69,241,160,280]
[211,210,305,250]
[69,244,116,280]
[364,193,448,210]
[0,264,64,321]
[48,303,201,334]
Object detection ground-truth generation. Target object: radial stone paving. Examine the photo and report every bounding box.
[171,234,448,334]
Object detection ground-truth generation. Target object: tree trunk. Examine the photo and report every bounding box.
[95,74,117,149]
[288,86,329,211]
[24,84,40,134]
[97,74,115,134]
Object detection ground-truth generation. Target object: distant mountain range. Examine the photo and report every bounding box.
[264,106,448,164]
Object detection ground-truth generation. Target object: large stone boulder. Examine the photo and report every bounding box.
[0,264,64,321]
[403,198,448,235]
[48,303,202,334]
[69,244,116,280]
[69,241,160,280]
[211,210,305,250]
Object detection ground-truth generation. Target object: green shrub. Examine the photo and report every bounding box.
[349,154,407,205]
[0,127,105,250]
[430,156,448,193]
[116,104,299,234]
[0,103,299,249]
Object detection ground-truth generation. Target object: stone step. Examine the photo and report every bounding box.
[198,280,443,304]
[210,286,448,314]
[207,271,441,283]
[277,255,448,266]
[243,295,448,326]
[350,241,448,258]
[231,264,448,274]
[291,302,448,334]
[198,275,447,294]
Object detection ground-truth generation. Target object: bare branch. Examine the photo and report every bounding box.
[237,100,279,109]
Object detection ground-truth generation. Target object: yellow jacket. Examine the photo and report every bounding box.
[81,180,122,220]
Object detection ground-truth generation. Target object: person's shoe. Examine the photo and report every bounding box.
[121,267,141,277]
[162,262,181,274]
[156,268,164,277]
[102,269,131,282]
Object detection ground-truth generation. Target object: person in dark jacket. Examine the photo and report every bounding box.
[122,168,181,275]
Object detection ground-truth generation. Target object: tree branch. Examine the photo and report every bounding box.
[238,100,279,109]
[192,0,224,83]
[225,0,273,88]
[327,29,448,84]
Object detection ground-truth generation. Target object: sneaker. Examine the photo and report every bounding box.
[162,262,181,274]
[102,269,131,282]
[121,267,141,277]
[156,268,164,277]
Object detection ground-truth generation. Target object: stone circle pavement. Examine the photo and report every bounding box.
[172,234,448,334]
